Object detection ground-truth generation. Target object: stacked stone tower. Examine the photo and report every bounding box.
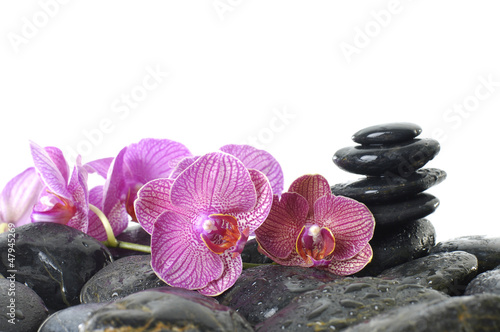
[331,123,447,275]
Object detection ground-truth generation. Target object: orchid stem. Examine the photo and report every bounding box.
[88,203,151,254]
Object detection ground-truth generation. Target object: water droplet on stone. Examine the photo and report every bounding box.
[111,292,119,298]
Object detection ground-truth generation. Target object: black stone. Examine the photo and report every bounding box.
[465,266,500,295]
[343,294,500,332]
[366,193,440,226]
[0,278,48,332]
[255,277,448,332]
[0,223,113,311]
[331,168,447,203]
[80,254,167,303]
[109,223,151,260]
[357,219,436,276]
[333,138,440,176]
[38,302,108,332]
[82,287,254,331]
[352,122,422,145]
[378,251,478,296]
[430,235,500,273]
[217,265,341,326]
[241,238,274,264]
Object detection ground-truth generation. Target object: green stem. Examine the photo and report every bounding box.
[242,262,276,269]
[88,203,151,254]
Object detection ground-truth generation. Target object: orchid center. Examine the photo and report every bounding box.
[296,224,335,267]
[31,191,76,225]
[200,214,249,258]
[125,183,143,221]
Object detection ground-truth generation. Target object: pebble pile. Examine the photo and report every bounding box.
[332,122,446,275]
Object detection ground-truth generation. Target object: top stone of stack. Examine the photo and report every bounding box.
[352,122,422,145]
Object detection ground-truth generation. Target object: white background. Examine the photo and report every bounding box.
[1,1,499,242]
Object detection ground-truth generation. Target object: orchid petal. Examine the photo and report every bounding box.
[134,178,178,234]
[44,146,70,183]
[84,157,114,179]
[288,174,331,218]
[314,195,375,261]
[255,192,308,259]
[197,252,242,296]
[123,138,192,184]
[30,141,71,199]
[231,169,273,234]
[0,167,43,226]
[87,186,108,241]
[65,164,89,233]
[323,244,373,276]
[151,211,223,290]
[170,152,257,215]
[220,144,284,196]
[170,156,200,179]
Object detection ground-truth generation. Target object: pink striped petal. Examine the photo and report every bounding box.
[84,158,114,179]
[0,167,43,226]
[197,252,242,296]
[123,138,192,184]
[314,195,375,261]
[231,169,273,234]
[255,192,308,260]
[65,163,89,233]
[44,146,70,183]
[30,141,71,199]
[258,244,312,267]
[323,244,373,276]
[151,211,223,290]
[220,144,284,196]
[170,156,199,179]
[288,174,331,218]
[87,186,108,241]
[134,178,178,234]
[170,152,257,215]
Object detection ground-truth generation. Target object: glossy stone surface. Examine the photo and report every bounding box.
[358,219,436,276]
[80,254,167,303]
[241,238,274,264]
[82,287,254,331]
[465,266,500,295]
[366,193,440,226]
[430,235,500,273]
[38,303,108,332]
[343,294,500,332]
[0,278,48,332]
[0,223,113,311]
[378,251,478,296]
[331,168,447,203]
[352,122,422,145]
[109,223,151,260]
[255,277,448,332]
[217,265,341,326]
[333,138,440,176]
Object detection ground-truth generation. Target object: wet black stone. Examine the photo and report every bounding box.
[333,139,440,176]
[343,294,500,332]
[0,278,48,332]
[366,193,440,226]
[80,254,167,303]
[109,223,151,260]
[38,302,108,332]
[465,266,500,295]
[430,235,500,273]
[378,251,478,296]
[0,223,113,311]
[352,122,422,145]
[82,287,254,331]
[331,168,447,203]
[255,277,448,332]
[217,265,341,326]
[357,219,436,276]
[241,238,274,264]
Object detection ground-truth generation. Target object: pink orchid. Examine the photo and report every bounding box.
[255,174,375,276]
[134,152,273,296]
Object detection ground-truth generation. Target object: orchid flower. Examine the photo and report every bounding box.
[29,141,91,234]
[255,174,375,276]
[87,138,192,241]
[134,152,273,296]
[0,167,43,232]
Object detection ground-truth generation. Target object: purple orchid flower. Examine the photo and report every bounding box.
[134,152,273,296]
[0,167,43,231]
[29,141,91,234]
[255,174,375,276]
[87,138,192,241]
